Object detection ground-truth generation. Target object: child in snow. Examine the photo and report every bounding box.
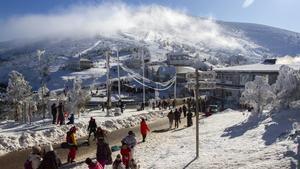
[85,158,103,169]
[113,154,125,169]
[67,113,74,125]
[67,126,77,163]
[120,143,131,168]
[24,146,42,169]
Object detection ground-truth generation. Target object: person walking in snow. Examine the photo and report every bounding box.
[140,118,150,142]
[182,105,187,118]
[95,127,109,143]
[57,102,65,125]
[51,103,57,124]
[120,143,131,168]
[87,117,97,141]
[85,158,103,169]
[172,99,176,108]
[38,144,61,169]
[96,137,112,168]
[24,146,42,169]
[66,126,77,163]
[178,107,183,123]
[167,110,174,130]
[121,131,137,159]
[187,111,193,127]
[113,154,125,169]
[174,108,180,128]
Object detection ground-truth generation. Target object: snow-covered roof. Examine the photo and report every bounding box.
[214,63,300,73]
[175,66,195,74]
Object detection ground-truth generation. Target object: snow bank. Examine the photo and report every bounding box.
[0,108,165,156]
[71,109,299,169]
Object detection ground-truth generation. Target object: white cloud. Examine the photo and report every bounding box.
[0,2,251,51]
[276,55,300,64]
[242,0,255,8]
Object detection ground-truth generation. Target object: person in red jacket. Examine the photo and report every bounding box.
[85,158,103,169]
[120,143,131,168]
[140,118,150,142]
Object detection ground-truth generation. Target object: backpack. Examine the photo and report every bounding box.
[24,159,33,169]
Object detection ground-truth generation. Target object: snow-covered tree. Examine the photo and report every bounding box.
[272,65,300,109]
[240,76,275,115]
[37,84,50,118]
[6,71,32,121]
[68,78,90,117]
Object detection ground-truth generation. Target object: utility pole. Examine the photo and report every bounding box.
[106,51,111,116]
[195,68,200,158]
[174,70,177,99]
[117,48,121,101]
[141,48,145,105]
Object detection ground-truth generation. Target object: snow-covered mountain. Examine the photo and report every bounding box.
[0,5,300,90]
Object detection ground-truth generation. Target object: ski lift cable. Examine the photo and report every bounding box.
[120,64,175,86]
[129,74,175,91]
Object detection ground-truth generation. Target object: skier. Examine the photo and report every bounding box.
[112,154,126,169]
[96,137,112,168]
[38,144,61,169]
[140,118,150,142]
[85,158,103,169]
[121,131,137,158]
[187,111,193,127]
[167,110,174,130]
[24,146,42,169]
[174,108,180,128]
[120,143,131,168]
[57,102,65,125]
[87,117,97,141]
[67,126,77,163]
[67,113,74,125]
[182,104,187,117]
[118,100,124,113]
[51,103,57,124]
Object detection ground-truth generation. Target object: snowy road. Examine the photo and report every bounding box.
[0,113,186,169]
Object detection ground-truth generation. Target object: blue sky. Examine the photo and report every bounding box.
[0,0,299,32]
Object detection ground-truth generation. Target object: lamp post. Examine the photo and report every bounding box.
[141,48,145,105]
[106,51,111,116]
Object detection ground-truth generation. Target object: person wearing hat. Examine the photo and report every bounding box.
[24,146,42,169]
[38,144,61,169]
[121,131,137,159]
[96,136,112,168]
[85,158,103,169]
[87,117,97,142]
[67,126,77,163]
[112,154,125,169]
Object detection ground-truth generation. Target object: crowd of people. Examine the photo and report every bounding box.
[25,98,201,169]
[51,102,74,126]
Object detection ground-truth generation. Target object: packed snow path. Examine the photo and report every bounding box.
[0,112,178,169]
[71,109,298,169]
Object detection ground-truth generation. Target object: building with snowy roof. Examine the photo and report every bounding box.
[213,59,300,109]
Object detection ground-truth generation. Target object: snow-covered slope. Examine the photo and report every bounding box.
[0,5,300,90]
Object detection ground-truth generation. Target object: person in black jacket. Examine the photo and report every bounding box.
[187,111,193,127]
[38,144,61,169]
[96,137,112,168]
[88,117,97,141]
[67,114,75,125]
[174,109,180,128]
[51,103,57,124]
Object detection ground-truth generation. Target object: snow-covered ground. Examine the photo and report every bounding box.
[71,109,299,169]
[0,108,166,156]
